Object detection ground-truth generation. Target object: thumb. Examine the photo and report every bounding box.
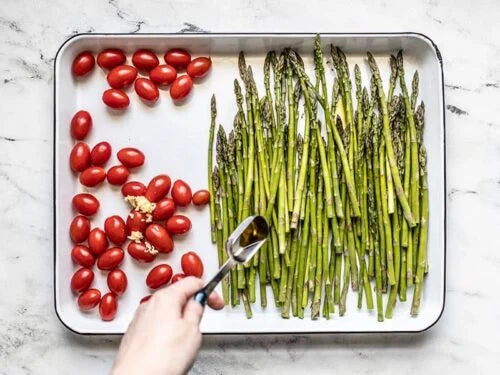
[183,298,205,326]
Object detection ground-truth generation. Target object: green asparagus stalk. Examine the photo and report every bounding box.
[386,208,401,318]
[282,228,299,318]
[368,157,384,321]
[290,115,311,226]
[241,290,253,319]
[208,95,217,243]
[401,115,411,248]
[400,240,407,302]
[241,89,255,220]
[339,244,350,316]
[286,63,297,211]
[303,121,319,306]
[387,54,398,104]
[296,191,311,317]
[322,206,332,309]
[264,52,277,137]
[415,103,428,274]
[411,71,419,111]
[233,116,245,223]
[372,115,388,292]
[234,80,248,181]
[411,146,428,316]
[213,168,229,305]
[227,131,239,225]
[407,229,414,287]
[311,171,324,318]
[396,51,420,224]
[292,178,309,316]
[379,140,396,286]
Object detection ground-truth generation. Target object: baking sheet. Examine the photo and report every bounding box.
[54,33,445,334]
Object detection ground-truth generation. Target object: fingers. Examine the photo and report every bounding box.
[183,289,225,326]
[207,291,225,310]
[183,299,204,326]
[148,277,224,324]
[154,276,204,317]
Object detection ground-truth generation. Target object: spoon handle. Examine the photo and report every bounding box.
[194,257,235,305]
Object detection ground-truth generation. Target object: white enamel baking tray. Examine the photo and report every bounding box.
[54,33,445,334]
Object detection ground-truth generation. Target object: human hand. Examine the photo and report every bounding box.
[111,277,224,375]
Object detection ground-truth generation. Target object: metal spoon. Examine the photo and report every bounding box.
[194,216,269,305]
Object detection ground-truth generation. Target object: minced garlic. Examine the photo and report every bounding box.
[144,241,158,255]
[125,195,156,214]
[128,231,144,242]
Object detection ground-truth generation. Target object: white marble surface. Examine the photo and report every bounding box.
[1,0,499,373]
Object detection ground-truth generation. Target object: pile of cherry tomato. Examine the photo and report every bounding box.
[68,109,208,321]
[71,48,212,109]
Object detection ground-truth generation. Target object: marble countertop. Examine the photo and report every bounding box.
[1,0,499,373]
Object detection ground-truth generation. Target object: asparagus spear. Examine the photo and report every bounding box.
[397,51,420,225]
[208,95,217,243]
[411,137,428,316]
[372,115,388,292]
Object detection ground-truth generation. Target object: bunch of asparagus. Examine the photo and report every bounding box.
[208,35,429,321]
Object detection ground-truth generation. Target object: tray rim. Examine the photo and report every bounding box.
[53,32,446,336]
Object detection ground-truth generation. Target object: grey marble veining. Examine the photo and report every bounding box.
[1,0,500,373]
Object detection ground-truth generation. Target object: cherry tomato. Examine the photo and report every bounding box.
[71,267,94,293]
[171,179,192,206]
[70,215,90,243]
[152,198,176,221]
[107,165,129,185]
[107,269,128,296]
[181,251,204,277]
[102,89,129,109]
[171,273,186,284]
[132,49,159,71]
[97,48,126,70]
[127,241,156,263]
[187,57,212,79]
[78,288,101,311]
[169,75,193,101]
[70,110,92,140]
[121,181,146,197]
[145,223,173,253]
[126,210,148,235]
[146,264,173,289]
[104,215,127,245]
[166,215,191,235]
[99,292,117,321]
[71,245,95,267]
[97,247,124,270]
[88,228,108,256]
[134,78,159,102]
[79,166,106,187]
[72,51,95,77]
[149,64,177,86]
[69,142,91,173]
[107,65,138,89]
[164,48,191,69]
[72,193,99,216]
[192,189,210,206]
[90,141,112,166]
[140,295,152,304]
[117,148,145,168]
[145,174,171,202]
